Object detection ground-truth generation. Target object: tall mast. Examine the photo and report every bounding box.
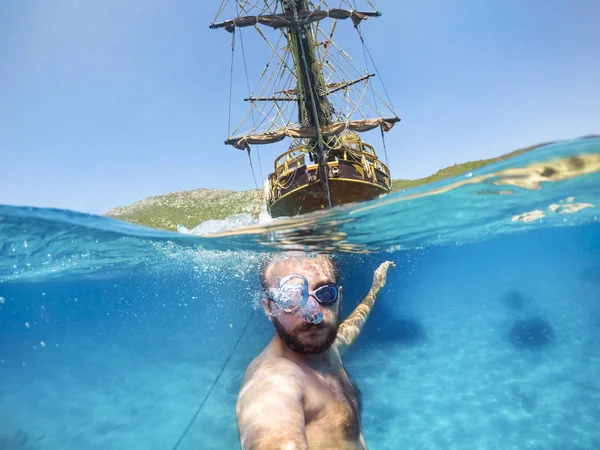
[282,0,332,208]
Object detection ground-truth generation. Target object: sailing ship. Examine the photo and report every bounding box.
[210,1,400,217]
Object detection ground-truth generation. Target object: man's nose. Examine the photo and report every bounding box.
[301,298,323,324]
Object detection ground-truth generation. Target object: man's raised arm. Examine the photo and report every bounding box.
[335,261,395,356]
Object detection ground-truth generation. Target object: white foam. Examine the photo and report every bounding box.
[177,204,274,236]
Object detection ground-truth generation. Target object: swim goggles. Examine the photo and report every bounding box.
[269,274,340,314]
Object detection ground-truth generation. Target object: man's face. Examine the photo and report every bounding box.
[264,256,342,355]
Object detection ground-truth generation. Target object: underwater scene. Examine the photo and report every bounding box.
[1,137,599,449]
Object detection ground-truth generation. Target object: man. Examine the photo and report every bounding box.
[236,254,395,449]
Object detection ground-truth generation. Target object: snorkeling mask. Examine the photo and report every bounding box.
[269,274,340,324]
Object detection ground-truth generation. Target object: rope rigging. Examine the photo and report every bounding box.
[171,309,256,450]
[239,24,264,182]
[230,1,262,188]
[228,30,236,136]
[354,28,390,166]
[218,0,397,148]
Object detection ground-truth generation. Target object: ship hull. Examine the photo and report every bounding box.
[267,159,391,218]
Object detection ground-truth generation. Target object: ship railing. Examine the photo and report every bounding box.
[266,142,391,201]
[272,142,390,179]
[340,142,391,178]
[273,146,310,176]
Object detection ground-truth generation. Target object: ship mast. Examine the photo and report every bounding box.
[283,0,332,207]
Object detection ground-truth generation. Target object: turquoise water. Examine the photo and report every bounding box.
[1,138,599,449]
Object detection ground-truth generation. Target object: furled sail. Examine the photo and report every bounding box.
[210,9,381,32]
[226,117,400,151]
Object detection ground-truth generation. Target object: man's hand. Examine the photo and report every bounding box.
[374,261,395,287]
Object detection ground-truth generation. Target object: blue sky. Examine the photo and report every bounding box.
[1,0,599,214]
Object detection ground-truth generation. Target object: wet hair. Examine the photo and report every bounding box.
[259,254,340,294]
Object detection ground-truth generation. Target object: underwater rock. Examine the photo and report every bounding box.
[0,429,28,449]
[508,317,555,350]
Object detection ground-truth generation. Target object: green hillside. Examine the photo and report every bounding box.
[105,189,263,231]
[391,143,544,190]
[105,142,551,231]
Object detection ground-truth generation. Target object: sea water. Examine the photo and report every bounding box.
[1,138,599,449]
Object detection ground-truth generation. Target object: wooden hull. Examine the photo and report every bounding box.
[267,159,391,218]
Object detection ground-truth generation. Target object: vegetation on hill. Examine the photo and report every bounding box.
[105,141,554,231]
[105,189,263,231]
[391,143,545,191]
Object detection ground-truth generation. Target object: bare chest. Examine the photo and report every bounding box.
[304,367,363,442]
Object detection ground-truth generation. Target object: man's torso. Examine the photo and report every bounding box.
[241,345,366,450]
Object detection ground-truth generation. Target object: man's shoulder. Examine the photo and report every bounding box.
[245,355,305,382]
[237,356,306,412]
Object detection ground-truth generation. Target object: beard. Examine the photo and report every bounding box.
[273,315,341,355]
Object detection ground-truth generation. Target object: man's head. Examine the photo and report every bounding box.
[260,254,342,355]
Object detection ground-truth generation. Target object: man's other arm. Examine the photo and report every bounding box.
[335,261,395,356]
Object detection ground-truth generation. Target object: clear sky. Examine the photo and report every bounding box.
[1,0,599,214]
